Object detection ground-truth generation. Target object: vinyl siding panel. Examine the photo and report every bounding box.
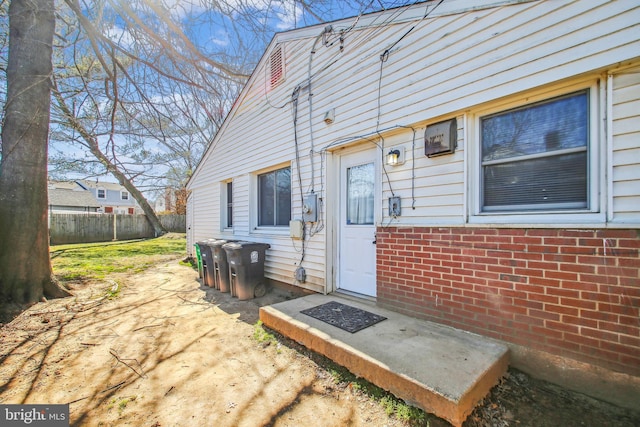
[611,65,640,222]
[364,1,638,128]
[189,0,640,292]
[188,38,327,292]
[380,119,465,225]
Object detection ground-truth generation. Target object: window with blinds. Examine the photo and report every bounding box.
[480,90,589,212]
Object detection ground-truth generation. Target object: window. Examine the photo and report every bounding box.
[121,191,129,200]
[97,188,106,199]
[480,90,589,212]
[226,181,233,228]
[347,162,375,225]
[258,167,291,226]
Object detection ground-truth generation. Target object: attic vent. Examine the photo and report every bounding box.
[270,45,284,88]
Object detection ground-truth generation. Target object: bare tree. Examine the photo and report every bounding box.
[0,0,70,311]
[46,0,404,204]
[44,0,255,233]
[0,0,415,314]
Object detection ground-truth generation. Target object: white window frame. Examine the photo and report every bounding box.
[251,162,292,235]
[469,79,605,225]
[221,180,233,231]
[97,188,106,199]
[121,191,129,201]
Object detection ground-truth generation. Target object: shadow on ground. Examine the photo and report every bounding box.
[0,260,406,427]
[1,260,638,427]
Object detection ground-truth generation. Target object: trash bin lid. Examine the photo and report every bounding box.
[201,239,238,248]
[224,241,270,249]
[209,239,230,248]
[222,240,251,250]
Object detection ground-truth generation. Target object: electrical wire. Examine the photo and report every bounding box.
[396,124,417,209]
[307,27,332,193]
[376,47,394,199]
[374,0,445,207]
[291,85,307,264]
[276,2,446,259]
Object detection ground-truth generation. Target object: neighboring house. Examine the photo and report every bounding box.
[75,179,141,214]
[155,187,188,214]
[154,187,173,213]
[187,0,639,405]
[48,180,141,214]
[154,195,168,213]
[48,181,101,213]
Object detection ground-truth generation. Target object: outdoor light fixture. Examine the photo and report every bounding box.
[386,149,401,166]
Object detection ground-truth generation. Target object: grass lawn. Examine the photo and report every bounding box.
[50,233,187,282]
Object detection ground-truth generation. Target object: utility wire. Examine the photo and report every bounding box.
[375,0,445,202]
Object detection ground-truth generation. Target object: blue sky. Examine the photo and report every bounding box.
[45,1,420,190]
[165,1,419,71]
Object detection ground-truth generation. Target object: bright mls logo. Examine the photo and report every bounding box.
[1,404,69,426]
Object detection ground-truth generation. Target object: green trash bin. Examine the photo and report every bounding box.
[194,243,203,279]
[223,241,271,300]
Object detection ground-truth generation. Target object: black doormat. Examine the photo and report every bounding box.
[300,301,387,333]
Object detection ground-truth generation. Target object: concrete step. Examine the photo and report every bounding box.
[260,293,509,426]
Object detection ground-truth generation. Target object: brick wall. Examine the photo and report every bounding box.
[376,227,640,376]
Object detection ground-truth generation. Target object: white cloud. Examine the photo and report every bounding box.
[210,36,230,47]
[198,0,303,31]
[104,25,135,48]
[274,0,304,31]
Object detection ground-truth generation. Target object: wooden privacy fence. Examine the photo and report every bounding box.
[49,213,186,245]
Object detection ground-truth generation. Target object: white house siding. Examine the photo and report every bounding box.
[188,37,329,293]
[186,191,194,257]
[309,1,640,134]
[189,182,219,245]
[188,0,640,292]
[289,0,640,228]
[611,65,640,223]
[379,118,465,226]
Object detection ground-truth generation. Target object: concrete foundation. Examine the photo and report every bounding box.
[260,293,509,426]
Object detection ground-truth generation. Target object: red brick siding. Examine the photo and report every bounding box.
[376,227,640,375]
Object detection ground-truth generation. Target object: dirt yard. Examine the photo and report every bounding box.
[1,257,638,426]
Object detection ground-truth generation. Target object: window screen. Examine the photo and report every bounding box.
[226,181,233,228]
[481,91,589,212]
[258,167,291,226]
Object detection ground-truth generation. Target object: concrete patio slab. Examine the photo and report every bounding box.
[260,293,509,427]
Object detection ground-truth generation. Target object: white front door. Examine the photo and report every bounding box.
[337,148,377,297]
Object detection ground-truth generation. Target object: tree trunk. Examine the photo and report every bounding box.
[107,162,166,237]
[50,86,167,237]
[0,0,70,308]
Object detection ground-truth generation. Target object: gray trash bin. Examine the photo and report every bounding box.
[197,239,216,287]
[223,241,271,300]
[209,239,236,292]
